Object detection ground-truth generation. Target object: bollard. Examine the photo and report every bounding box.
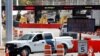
[44,44,52,56]
[56,44,64,56]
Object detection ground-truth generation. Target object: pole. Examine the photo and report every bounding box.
[0,0,2,46]
[16,0,19,6]
[5,0,13,42]
[79,32,81,40]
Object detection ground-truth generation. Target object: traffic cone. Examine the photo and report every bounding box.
[44,44,52,56]
[56,44,64,56]
[5,48,9,56]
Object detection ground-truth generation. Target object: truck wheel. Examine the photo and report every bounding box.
[63,45,68,55]
[20,48,30,56]
[9,52,17,56]
[64,47,67,55]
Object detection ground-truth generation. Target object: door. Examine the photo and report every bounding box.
[30,34,46,52]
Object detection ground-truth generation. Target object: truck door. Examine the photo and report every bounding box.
[30,34,46,52]
[44,33,55,51]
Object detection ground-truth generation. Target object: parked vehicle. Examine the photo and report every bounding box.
[5,32,73,56]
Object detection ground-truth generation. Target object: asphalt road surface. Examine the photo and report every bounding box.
[17,53,100,56]
[17,53,77,56]
[1,50,100,56]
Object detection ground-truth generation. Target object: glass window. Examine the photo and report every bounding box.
[18,34,34,40]
[44,33,53,39]
[33,34,43,42]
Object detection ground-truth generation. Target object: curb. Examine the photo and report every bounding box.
[0,47,5,50]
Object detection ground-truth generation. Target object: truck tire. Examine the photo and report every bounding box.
[64,47,67,55]
[9,52,17,56]
[20,47,30,56]
[5,47,17,56]
[63,44,68,55]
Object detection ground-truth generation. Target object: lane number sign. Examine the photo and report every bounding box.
[78,40,88,54]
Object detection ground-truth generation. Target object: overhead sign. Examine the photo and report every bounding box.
[67,19,95,32]
[2,5,100,10]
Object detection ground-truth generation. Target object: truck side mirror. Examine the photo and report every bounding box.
[59,27,61,29]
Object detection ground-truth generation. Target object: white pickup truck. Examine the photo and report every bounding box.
[5,32,73,56]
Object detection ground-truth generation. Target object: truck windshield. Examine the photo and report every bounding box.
[18,34,34,40]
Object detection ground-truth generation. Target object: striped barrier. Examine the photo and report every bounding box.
[14,29,18,37]
[88,46,95,56]
[44,44,52,56]
[19,23,61,28]
[82,32,100,36]
[56,44,64,56]
[5,48,9,56]
[19,31,23,36]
